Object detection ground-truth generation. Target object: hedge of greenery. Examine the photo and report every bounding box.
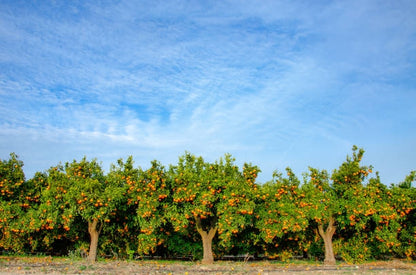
[1,147,415,264]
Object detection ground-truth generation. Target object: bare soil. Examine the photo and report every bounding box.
[1,256,415,274]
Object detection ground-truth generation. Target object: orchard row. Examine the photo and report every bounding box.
[0,147,415,264]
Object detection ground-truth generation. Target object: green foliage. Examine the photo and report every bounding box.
[398,170,416,189]
[301,167,338,227]
[0,149,415,263]
[389,179,416,260]
[166,152,260,263]
[102,156,140,257]
[332,145,372,195]
[0,153,32,252]
[0,153,25,201]
[334,237,372,263]
[256,168,305,248]
[135,160,170,254]
[164,232,202,260]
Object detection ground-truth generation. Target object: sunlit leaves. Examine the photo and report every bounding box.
[0,149,415,262]
[167,152,260,262]
[0,153,25,201]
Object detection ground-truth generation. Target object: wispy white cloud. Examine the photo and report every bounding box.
[0,0,415,184]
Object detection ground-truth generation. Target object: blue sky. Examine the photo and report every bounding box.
[1,0,415,184]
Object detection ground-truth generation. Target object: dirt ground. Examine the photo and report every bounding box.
[1,256,415,274]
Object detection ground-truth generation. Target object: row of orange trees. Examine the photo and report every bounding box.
[0,147,415,264]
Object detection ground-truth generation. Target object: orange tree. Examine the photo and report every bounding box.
[215,162,262,259]
[34,165,82,254]
[64,157,126,262]
[255,168,307,260]
[389,171,416,259]
[321,170,414,263]
[102,157,171,259]
[371,179,409,258]
[0,153,28,251]
[99,156,140,259]
[39,157,125,261]
[329,146,373,264]
[0,154,49,253]
[16,171,48,252]
[334,175,401,262]
[330,150,396,263]
[298,146,375,265]
[166,152,259,264]
[300,167,340,264]
[126,159,170,256]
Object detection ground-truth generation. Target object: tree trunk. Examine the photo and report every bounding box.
[87,219,102,262]
[195,217,217,264]
[317,216,336,265]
